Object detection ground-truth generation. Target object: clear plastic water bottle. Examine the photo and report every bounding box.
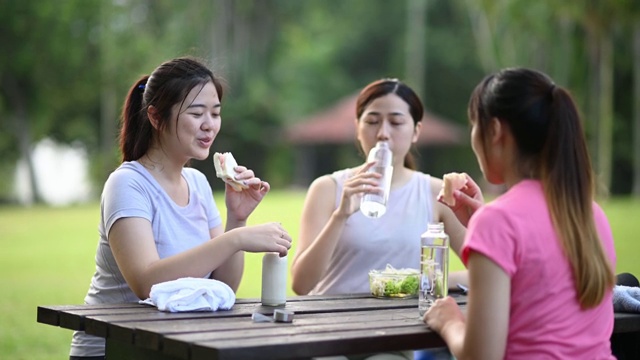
[360,141,393,218]
[261,253,287,306]
[419,222,449,316]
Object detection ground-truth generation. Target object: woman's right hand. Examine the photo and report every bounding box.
[334,161,380,217]
[440,173,484,227]
[234,222,292,257]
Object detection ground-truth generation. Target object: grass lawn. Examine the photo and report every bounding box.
[1,191,639,359]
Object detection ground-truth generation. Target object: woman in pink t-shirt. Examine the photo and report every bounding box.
[423,68,617,359]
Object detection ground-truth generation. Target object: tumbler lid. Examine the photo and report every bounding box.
[274,309,295,323]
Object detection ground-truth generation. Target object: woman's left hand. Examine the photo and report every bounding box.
[423,296,465,334]
[224,165,270,222]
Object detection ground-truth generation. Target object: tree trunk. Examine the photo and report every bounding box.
[554,16,573,86]
[3,75,42,204]
[464,0,498,72]
[232,2,250,86]
[99,85,117,172]
[597,31,614,196]
[405,0,427,100]
[15,114,41,204]
[99,1,117,182]
[633,23,640,197]
[211,0,232,79]
[585,24,603,193]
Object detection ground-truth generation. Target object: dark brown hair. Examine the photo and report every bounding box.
[356,78,424,169]
[119,57,223,162]
[468,68,615,308]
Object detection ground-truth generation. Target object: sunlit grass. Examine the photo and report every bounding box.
[1,193,639,359]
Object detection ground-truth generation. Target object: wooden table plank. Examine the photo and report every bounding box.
[84,303,261,338]
[37,303,148,330]
[83,297,429,339]
[158,308,420,359]
[34,295,367,329]
[190,325,444,360]
[102,307,410,353]
[37,306,64,327]
[36,293,462,331]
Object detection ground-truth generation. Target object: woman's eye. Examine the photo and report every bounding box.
[190,113,204,117]
[390,116,406,125]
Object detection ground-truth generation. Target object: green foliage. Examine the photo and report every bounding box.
[270,0,408,121]
[1,0,640,204]
[0,0,104,203]
[263,144,296,189]
[0,0,102,142]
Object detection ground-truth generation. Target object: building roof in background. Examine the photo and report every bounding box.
[285,94,465,145]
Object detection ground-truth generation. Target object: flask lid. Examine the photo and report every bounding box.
[274,309,295,323]
[421,222,449,246]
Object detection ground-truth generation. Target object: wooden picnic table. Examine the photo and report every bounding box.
[38,293,640,359]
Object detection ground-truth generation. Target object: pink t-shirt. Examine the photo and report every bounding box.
[461,180,616,359]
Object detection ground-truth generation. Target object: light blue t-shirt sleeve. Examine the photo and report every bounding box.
[101,164,222,242]
[102,167,155,236]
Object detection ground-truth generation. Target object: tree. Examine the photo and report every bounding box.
[581,1,616,196]
[405,0,428,99]
[458,0,639,195]
[0,0,102,203]
[634,23,640,197]
[4,0,636,199]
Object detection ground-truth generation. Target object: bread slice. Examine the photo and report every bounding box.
[213,152,250,191]
[438,173,467,206]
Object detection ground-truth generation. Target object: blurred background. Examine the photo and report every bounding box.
[2,0,640,203]
[2,0,640,358]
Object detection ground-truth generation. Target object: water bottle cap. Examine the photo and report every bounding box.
[421,222,449,246]
[427,222,445,231]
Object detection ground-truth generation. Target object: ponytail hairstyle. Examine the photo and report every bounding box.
[355,78,424,170]
[119,57,223,162]
[468,68,615,309]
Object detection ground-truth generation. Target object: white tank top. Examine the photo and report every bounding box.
[310,169,434,295]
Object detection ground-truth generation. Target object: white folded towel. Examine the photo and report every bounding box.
[613,285,640,313]
[139,277,236,312]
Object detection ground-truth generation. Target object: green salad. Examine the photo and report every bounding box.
[369,264,420,298]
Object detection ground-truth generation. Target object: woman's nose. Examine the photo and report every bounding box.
[377,121,390,140]
[202,114,215,130]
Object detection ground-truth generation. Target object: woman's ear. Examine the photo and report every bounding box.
[147,106,160,130]
[412,121,422,144]
[489,117,503,145]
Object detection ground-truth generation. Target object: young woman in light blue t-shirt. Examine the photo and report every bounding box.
[70,57,292,359]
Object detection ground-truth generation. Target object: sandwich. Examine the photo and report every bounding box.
[213,152,250,192]
[438,172,467,206]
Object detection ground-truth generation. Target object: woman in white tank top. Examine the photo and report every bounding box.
[291,79,480,360]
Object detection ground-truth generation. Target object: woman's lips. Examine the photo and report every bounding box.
[198,138,213,147]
